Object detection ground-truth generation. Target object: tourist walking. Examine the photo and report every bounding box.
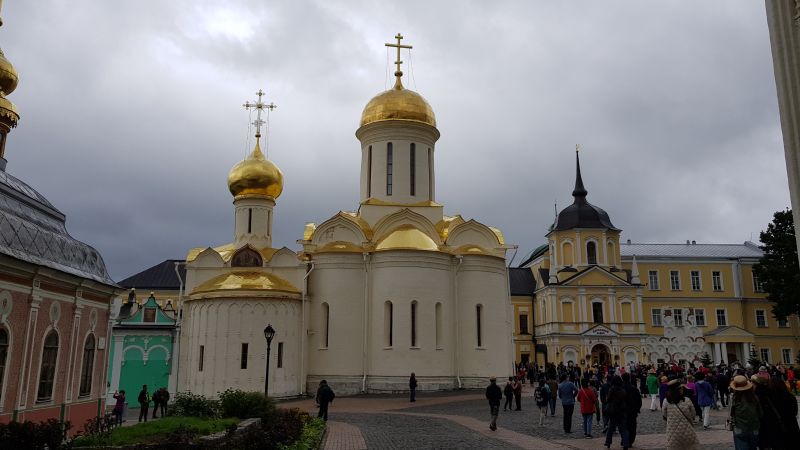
[717,370,730,407]
[152,388,163,419]
[547,376,558,416]
[647,369,659,410]
[604,376,630,450]
[752,375,780,449]
[158,388,169,417]
[486,376,502,431]
[409,373,417,402]
[729,375,761,450]
[534,379,550,426]
[658,375,669,408]
[662,379,699,450]
[137,385,149,423]
[503,377,514,411]
[557,374,578,433]
[622,373,642,446]
[112,390,125,427]
[513,376,523,411]
[600,375,611,431]
[766,377,800,444]
[315,380,335,421]
[577,378,597,438]
[695,372,714,429]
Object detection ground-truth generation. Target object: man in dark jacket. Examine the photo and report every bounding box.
[138,385,149,423]
[485,376,503,431]
[315,380,335,421]
[604,376,630,449]
[622,373,642,446]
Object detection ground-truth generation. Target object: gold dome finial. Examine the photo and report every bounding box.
[228,89,283,199]
[0,4,20,163]
[360,34,436,128]
[385,33,412,90]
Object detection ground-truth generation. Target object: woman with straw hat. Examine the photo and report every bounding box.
[729,374,761,450]
[662,379,700,450]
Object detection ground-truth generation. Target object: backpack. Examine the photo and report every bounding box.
[534,386,547,405]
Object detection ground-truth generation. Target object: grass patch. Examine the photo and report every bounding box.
[72,416,239,447]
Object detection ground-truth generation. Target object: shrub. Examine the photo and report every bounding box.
[169,391,220,418]
[219,389,275,419]
[0,418,71,449]
[263,408,312,448]
[278,418,325,450]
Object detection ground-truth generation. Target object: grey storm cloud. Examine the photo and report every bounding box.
[0,0,789,279]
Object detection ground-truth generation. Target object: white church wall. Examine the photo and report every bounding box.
[367,251,454,391]
[306,254,366,385]
[456,255,513,387]
[179,298,301,398]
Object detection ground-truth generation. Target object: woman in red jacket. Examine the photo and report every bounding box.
[577,378,598,438]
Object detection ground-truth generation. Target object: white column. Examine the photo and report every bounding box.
[744,342,752,362]
[721,342,729,364]
[714,343,722,364]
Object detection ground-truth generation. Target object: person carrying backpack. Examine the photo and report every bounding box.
[534,379,551,426]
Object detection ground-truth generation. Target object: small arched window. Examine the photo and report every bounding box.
[0,328,8,402]
[586,241,597,265]
[231,247,263,267]
[79,335,95,397]
[322,302,330,348]
[476,304,484,347]
[384,301,393,347]
[37,331,59,401]
[410,301,418,347]
[435,302,442,349]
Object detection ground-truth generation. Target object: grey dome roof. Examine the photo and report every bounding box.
[550,152,619,232]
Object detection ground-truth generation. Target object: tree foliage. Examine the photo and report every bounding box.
[753,209,800,320]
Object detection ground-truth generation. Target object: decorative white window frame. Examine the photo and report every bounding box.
[690,270,702,291]
[669,269,681,290]
[715,308,728,327]
[755,309,768,328]
[648,270,660,290]
[711,271,723,291]
[651,308,663,327]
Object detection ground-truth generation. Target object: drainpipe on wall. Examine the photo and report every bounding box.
[173,261,185,395]
[454,255,464,389]
[301,261,315,396]
[362,252,371,393]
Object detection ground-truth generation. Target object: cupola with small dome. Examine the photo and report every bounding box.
[227,90,282,249]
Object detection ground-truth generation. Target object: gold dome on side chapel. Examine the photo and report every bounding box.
[360,78,436,128]
[227,139,284,199]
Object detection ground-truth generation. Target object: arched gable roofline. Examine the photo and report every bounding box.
[269,247,300,267]
[191,247,225,268]
[312,213,369,246]
[373,209,441,245]
[446,219,501,248]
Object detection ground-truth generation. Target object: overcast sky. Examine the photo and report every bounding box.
[0,1,789,280]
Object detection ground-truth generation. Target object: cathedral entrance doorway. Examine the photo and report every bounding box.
[591,344,611,366]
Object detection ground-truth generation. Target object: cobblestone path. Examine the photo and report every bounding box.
[280,386,756,450]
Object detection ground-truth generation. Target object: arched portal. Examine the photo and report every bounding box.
[591,344,611,366]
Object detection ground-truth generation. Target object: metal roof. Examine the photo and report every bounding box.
[0,169,116,286]
[620,242,763,259]
[509,267,536,295]
[118,259,185,289]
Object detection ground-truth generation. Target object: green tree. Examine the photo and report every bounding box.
[753,209,800,320]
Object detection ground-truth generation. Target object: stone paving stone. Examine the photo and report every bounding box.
[332,413,523,450]
[323,421,367,450]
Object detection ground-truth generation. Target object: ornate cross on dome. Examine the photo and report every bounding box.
[243,89,276,139]
[385,33,412,84]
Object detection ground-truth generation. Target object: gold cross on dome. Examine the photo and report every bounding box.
[243,89,276,139]
[385,33,412,80]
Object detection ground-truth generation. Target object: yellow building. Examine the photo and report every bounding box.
[516,152,800,368]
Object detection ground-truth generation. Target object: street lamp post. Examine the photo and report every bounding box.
[264,324,275,396]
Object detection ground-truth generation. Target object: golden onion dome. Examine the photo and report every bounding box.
[0,48,18,96]
[227,139,284,199]
[360,79,436,128]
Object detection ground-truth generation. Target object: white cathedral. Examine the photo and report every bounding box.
[178,36,514,397]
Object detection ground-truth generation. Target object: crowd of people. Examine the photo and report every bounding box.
[486,360,800,450]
